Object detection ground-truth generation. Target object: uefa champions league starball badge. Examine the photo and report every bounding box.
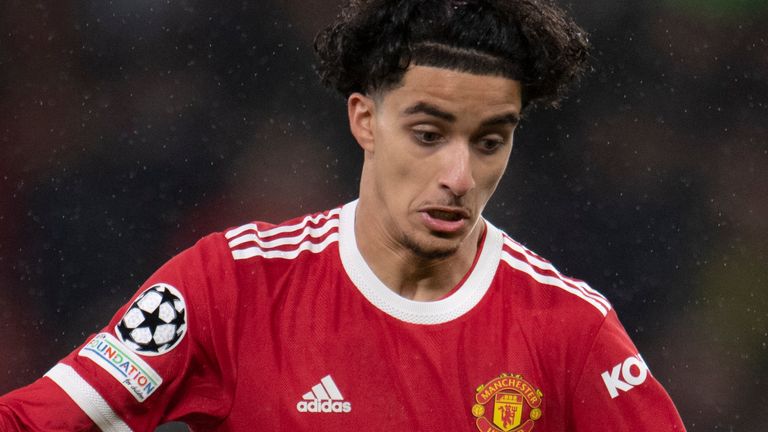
[115,283,188,356]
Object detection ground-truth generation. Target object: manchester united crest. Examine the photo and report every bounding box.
[472,373,543,432]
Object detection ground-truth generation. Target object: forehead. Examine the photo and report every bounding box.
[379,65,523,117]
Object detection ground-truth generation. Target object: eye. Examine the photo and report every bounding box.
[476,137,506,154]
[412,129,445,146]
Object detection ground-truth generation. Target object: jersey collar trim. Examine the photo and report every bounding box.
[338,200,502,325]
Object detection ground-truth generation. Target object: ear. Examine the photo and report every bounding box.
[347,92,376,152]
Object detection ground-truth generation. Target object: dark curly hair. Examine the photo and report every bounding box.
[314,0,589,110]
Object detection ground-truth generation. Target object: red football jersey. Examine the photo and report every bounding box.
[0,201,685,431]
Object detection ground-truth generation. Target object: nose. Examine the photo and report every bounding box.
[438,142,476,197]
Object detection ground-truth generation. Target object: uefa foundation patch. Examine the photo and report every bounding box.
[79,332,163,402]
[115,283,188,356]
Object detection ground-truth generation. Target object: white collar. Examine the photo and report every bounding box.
[338,200,502,325]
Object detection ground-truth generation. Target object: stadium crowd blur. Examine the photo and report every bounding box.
[1,0,766,430]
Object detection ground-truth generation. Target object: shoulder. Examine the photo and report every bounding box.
[154,206,343,303]
[493,229,612,322]
[222,206,342,262]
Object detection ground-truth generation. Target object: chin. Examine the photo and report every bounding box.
[401,233,461,260]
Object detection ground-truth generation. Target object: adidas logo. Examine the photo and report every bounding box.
[296,375,352,413]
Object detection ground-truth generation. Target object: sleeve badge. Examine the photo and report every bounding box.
[115,283,188,356]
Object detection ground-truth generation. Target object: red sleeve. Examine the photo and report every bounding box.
[570,310,686,430]
[0,377,99,431]
[0,232,240,431]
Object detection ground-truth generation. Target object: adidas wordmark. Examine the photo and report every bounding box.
[296,375,352,413]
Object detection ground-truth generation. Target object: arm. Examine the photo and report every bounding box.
[570,310,685,430]
[0,233,238,431]
[0,376,100,431]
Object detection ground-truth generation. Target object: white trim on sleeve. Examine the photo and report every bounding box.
[45,363,134,432]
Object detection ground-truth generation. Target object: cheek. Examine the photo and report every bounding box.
[376,137,430,190]
[476,158,509,194]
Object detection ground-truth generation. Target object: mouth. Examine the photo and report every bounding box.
[419,206,471,234]
[426,209,466,222]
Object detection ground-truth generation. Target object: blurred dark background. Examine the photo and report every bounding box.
[1,0,766,430]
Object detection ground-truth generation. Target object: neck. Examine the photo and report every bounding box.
[354,200,484,301]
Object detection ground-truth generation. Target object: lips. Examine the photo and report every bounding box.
[419,206,470,233]
[426,209,463,222]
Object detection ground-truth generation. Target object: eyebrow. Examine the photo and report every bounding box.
[402,101,520,127]
[402,102,456,122]
[481,113,520,127]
